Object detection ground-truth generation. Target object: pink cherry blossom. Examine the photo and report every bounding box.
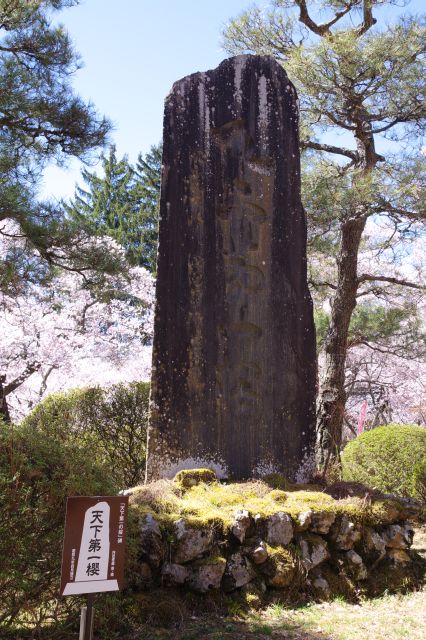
[1,222,154,420]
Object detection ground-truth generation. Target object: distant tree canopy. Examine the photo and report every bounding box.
[0,0,116,297]
[224,0,426,463]
[1,256,154,422]
[67,144,161,273]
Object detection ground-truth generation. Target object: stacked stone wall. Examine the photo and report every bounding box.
[134,501,422,598]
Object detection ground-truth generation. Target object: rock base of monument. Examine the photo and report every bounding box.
[127,473,425,602]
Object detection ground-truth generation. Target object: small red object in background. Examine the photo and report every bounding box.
[358,400,368,435]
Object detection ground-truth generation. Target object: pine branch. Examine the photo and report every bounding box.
[295,0,355,36]
[357,0,377,37]
[374,201,424,222]
[372,118,401,134]
[353,340,426,359]
[301,140,359,161]
[308,279,337,290]
[358,274,425,290]
[322,110,356,131]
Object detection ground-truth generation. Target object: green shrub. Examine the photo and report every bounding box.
[22,381,150,488]
[413,459,426,504]
[341,423,426,498]
[0,420,117,629]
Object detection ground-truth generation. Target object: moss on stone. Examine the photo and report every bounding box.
[299,531,328,548]
[370,499,410,524]
[129,476,424,603]
[129,477,413,537]
[243,591,262,609]
[319,566,358,602]
[191,554,226,567]
[264,473,291,490]
[173,468,218,490]
[366,554,426,596]
[265,544,294,562]
[269,489,288,503]
[264,472,328,493]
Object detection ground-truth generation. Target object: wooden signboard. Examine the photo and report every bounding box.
[60,496,128,596]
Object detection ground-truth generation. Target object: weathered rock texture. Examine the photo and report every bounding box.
[136,505,422,597]
[147,54,316,481]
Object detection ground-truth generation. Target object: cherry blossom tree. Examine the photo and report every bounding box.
[344,330,426,435]
[314,213,426,440]
[1,223,154,421]
[340,229,426,438]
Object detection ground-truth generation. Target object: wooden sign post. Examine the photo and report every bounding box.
[60,496,129,639]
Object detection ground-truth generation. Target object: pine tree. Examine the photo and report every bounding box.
[0,0,113,296]
[224,0,426,465]
[70,146,136,258]
[69,144,161,272]
[132,144,162,273]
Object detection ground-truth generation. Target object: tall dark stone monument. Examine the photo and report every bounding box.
[147,55,316,482]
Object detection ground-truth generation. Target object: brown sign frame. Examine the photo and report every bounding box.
[60,496,128,596]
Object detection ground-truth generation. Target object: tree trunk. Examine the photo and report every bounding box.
[316,107,379,468]
[316,215,366,466]
[0,376,11,423]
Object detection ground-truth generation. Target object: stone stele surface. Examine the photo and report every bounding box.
[147,54,316,481]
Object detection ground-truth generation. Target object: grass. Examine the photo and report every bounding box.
[116,525,426,640]
[121,588,426,640]
[288,590,426,639]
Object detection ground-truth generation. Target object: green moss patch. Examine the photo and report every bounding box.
[129,471,404,532]
[174,468,218,490]
[269,489,288,504]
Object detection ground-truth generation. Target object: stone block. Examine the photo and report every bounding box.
[147,54,316,481]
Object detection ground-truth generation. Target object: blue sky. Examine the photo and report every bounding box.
[42,0,250,199]
[41,0,424,201]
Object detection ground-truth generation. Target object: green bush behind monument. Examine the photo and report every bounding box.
[413,460,426,505]
[342,424,426,500]
[22,382,150,489]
